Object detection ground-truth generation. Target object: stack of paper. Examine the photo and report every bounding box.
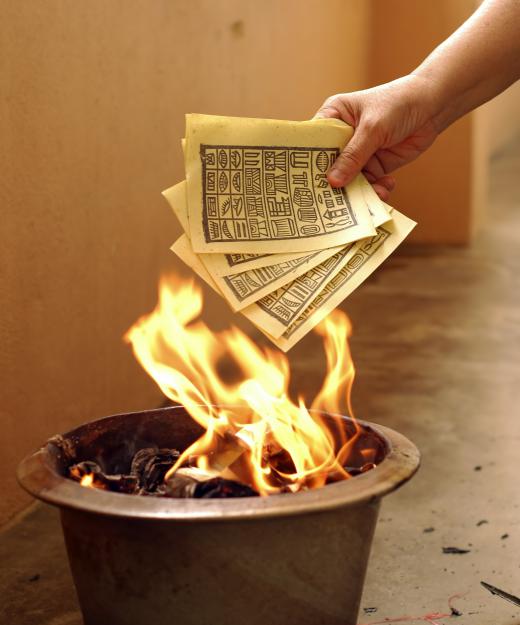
[163,114,416,351]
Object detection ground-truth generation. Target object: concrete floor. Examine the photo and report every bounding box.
[2,139,519,624]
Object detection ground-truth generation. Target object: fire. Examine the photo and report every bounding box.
[80,474,94,488]
[69,464,107,491]
[124,275,362,495]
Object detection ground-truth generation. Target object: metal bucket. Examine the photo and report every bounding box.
[18,405,420,625]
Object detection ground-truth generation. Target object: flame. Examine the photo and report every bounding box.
[70,465,107,490]
[80,474,94,488]
[124,275,362,495]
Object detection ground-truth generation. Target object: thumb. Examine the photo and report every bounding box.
[327,122,381,187]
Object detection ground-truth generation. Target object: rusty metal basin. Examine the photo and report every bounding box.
[17,405,420,625]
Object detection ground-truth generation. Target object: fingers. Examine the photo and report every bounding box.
[314,95,356,124]
[372,183,390,202]
[327,122,381,187]
[371,176,395,202]
[375,175,395,192]
[361,153,387,183]
[313,105,341,120]
[314,95,342,120]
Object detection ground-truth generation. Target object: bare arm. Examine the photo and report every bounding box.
[415,0,520,130]
[316,0,520,198]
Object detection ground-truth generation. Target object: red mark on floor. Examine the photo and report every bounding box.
[358,593,466,625]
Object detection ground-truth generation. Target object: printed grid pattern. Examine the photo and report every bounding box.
[255,246,355,326]
[222,252,321,302]
[201,145,357,243]
[282,227,391,337]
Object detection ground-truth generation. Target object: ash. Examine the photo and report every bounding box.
[68,447,259,498]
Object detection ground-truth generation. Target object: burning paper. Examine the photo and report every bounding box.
[124,279,384,496]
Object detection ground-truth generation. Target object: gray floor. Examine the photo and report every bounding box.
[2,140,519,625]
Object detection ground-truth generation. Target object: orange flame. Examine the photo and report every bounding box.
[124,275,361,495]
[80,474,94,488]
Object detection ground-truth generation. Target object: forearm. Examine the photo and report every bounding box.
[412,0,520,132]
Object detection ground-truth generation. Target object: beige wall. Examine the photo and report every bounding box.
[471,82,520,234]
[0,1,371,526]
[369,0,520,243]
[2,0,516,526]
[369,0,478,244]
[477,80,520,157]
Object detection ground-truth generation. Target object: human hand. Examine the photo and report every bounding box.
[315,75,442,201]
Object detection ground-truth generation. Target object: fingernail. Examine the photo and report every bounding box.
[327,168,344,187]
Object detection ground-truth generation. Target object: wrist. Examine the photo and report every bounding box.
[409,67,455,133]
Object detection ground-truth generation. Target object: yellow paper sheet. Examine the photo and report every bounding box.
[178,141,323,276]
[162,181,337,278]
[162,182,189,233]
[184,114,376,253]
[239,244,356,337]
[358,174,392,227]
[163,180,344,310]
[204,246,344,311]
[171,236,223,294]
[171,208,416,350]
[201,248,320,278]
[172,232,353,339]
[263,209,416,351]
